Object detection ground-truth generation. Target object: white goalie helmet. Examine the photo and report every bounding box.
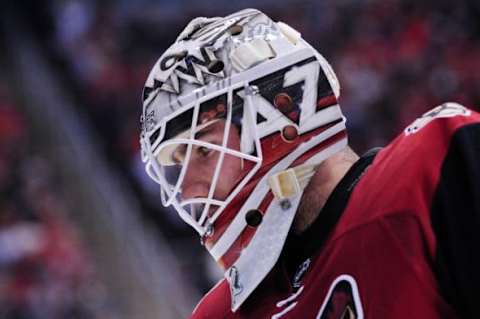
[140,9,347,310]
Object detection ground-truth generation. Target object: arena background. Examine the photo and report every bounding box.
[0,0,479,318]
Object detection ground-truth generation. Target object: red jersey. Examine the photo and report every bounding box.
[191,103,480,318]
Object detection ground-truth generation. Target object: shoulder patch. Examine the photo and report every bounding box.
[316,274,364,319]
[405,102,471,136]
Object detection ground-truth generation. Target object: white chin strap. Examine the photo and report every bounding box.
[268,163,318,200]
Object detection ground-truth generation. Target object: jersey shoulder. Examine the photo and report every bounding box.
[383,102,479,167]
[403,102,478,137]
[378,102,479,170]
[344,103,479,221]
[190,279,232,319]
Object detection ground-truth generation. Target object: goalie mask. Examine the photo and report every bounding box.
[140,9,347,311]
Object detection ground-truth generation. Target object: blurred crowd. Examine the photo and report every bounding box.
[0,79,113,318]
[15,0,480,292]
[45,0,480,206]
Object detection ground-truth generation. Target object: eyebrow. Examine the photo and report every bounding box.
[175,124,218,157]
[194,123,221,140]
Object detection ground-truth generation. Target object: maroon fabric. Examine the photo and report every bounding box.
[191,108,480,318]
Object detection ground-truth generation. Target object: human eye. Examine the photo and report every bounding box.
[197,145,212,158]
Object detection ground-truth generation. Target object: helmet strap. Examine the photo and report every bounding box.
[268,163,318,200]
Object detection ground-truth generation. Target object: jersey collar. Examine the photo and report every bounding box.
[282,147,381,278]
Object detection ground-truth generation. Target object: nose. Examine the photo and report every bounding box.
[180,164,211,201]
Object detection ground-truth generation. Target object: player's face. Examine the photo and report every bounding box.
[178,120,243,202]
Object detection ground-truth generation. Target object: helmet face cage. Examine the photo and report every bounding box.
[141,41,344,233]
[140,8,349,312]
[143,82,263,236]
